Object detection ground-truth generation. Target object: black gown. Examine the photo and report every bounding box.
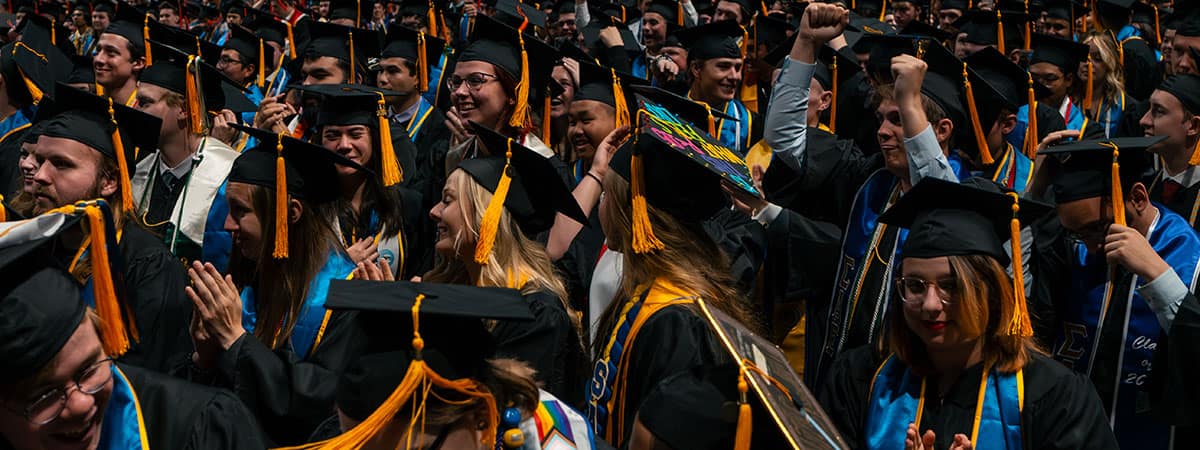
[0,125,30,197]
[1148,175,1200,234]
[819,346,1119,450]
[491,290,588,407]
[402,106,451,218]
[1121,36,1161,102]
[115,363,269,449]
[703,208,767,297]
[1150,291,1200,439]
[115,222,193,373]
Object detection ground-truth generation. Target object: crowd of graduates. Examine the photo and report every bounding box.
[1,0,1200,449]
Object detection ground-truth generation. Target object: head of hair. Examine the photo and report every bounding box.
[383,358,539,436]
[888,254,1043,375]
[317,125,408,239]
[1083,31,1125,105]
[872,83,953,147]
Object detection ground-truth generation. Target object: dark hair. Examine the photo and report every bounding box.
[303,55,354,83]
[319,125,408,252]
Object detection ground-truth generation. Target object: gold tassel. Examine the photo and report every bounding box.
[509,17,532,129]
[963,63,992,165]
[1154,5,1162,45]
[1023,1,1031,51]
[85,203,136,356]
[630,131,664,253]
[541,90,551,144]
[186,56,207,134]
[1005,192,1033,336]
[0,194,5,221]
[258,38,266,88]
[1103,141,1126,226]
[348,31,357,84]
[285,20,297,59]
[733,368,753,450]
[143,15,152,65]
[677,1,684,26]
[996,9,1006,55]
[1024,73,1038,158]
[106,99,134,211]
[376,93,402,186]
[1188,136,1200,166]
[474,140,513,264]
[275,295,500,450]
[416,32,429,92]
[19,68,43,104]
[355,0,361,27]
[427,1,438,36]
[879,0,887,21]
[739,25,748,60]
[1084,57,1094,111]
[273,134,289,258]
[50,18,56,45]
[612,69,630,129]
[830,56,839,133]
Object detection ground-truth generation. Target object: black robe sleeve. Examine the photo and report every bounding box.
[212,309,370,445]
[1021,354,1121,450]
[1121,38,1160,102]
[815,346,880,450]
[491,291,587,407]
[116,225,194,374]
[703,208,767,297]
[1150,291,1200,427]
[119,364,269,450]
[397,186,434,279]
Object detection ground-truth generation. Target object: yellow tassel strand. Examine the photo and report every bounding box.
[677,1,684,25]
[276,294,500,450]
[509,16,532,129]
[996,9,1006,55]
[1084,57,1094,111]
[740,25,749,61]
[416,32,429,92]
[474,140,514,264]
[830,56,839,133]
[285,20,297,59]
[879,0,887,21]
[348,31,357,84]
[19,68,43,104]
[542,90,552,144]
[273,134,289,258]
[1005,192,1033,336]
[630,132,664,253]
[1188,136,1200,166]
[1023,1,1031,50]
[963,63,992,165]
[377,92,403,186]
[85,203,136,357]
[1154,5,1162,45]
[1024,73,1038,158]
[427,1,439,37]
[733,368,753,450]
[106,98,134,211]
[612,69,630,129]
[0,194,5,221]
[1102,141,1126,226]
[258,38,266,88]
[186,56,207,134]
[143,14,152,65]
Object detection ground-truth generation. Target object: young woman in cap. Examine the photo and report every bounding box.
[1082,31,1126,138]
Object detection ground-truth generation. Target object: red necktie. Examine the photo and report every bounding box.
[1162,179,1183,204]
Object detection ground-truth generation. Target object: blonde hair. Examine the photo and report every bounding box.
[888,255,1043,375]
[424,169,575,322]
[1083,32,1125,110]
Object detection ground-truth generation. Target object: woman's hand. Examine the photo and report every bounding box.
[354,259,395,281]
[905,424,935,450]
[652,57,679,82]
[445,107,471,147]
[346,238,379,265]
[588,125,630,179]
[949,434,973,450]
[186,262,245,352]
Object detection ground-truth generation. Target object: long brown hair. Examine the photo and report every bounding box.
[594,171,761,357]
[227,183,342,348]
[888,254,1043,375]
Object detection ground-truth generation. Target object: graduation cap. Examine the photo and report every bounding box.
[1157,74,1200,165]
[725,0,765,18]
[183,0,221,21]
[1040,136,1165,226]
[965,45,1050,157]
[952,8,1032,54]
[939,0,969,10]
[645,298,850,449]
[327,0,367,26]
[879,177,1052,336]
[598,0,641,24]
[493,0,548,30]
[574,60,635,129]
[380,23,444,94]
[227,124,365,258]
[221,0,249,19]
[815,45,861,134]
[224,24,274,87]
[644,0,683,26]
[1044,0,1086,21]
[676,19,746,61]
[1029,32,1088,80]
[627,84,735,136]
[458,121,588,264]
[1170,3,1200,38]
[67,52,95,85]
[920,39,1007,163]
[900,17,952,42]
[753,13,793,50]
[459,14,558,133]
[140,40,253,129]
[580,5,641,55]
[144,11,222,62]
[101,2,150,56]
[290,83,405,186]
[0,40,56,106]
[15,11,69,53]
[35,83,162,212]
[293,280,535,448]
[306,20,372,82]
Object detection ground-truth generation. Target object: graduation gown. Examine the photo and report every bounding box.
[819,347,1119,450]
[1148,174,1200,234]
[92,363,269,449]
[1150,289,1200,432]
[109,223,193,373]
[333,185,431,280]
[1118,25,1160,102]
[402,97,451,216]
[0,105,34,196]
[492,290,588,408]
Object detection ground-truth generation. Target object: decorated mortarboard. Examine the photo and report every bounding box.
[227,123,365,258]
[1029,32,1088,73]
[643,0,683,26]
[224,24,275,87]
[627,84,735,135]
[573,60,636,128]
[283,280,534,449]
[380,23,444,94]
[753,12,793,49]
[140,40,254,127]
[965,45,1050,157]
[459,14,559,136]
[952,8,1033,54]
[645,295,850,449]
[458,121,589,264]
[290,83,406,186]
[493,0,548,29]
[0,40,58,106]
[34,83,162,212]
[1039,136,1165,218]
[676,19,747,61]
[0,200,139,381]
[879,177,1051,336]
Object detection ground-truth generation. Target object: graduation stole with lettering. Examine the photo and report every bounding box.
[586,279,696,443]
[866,354,1023,450]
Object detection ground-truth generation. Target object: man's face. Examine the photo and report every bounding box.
[375,57,420,95]
[893,2,919,28]
[662,46,687,70]
[0,321,113,450]
[641,12,668,51]
[1173,34,1200,76]
[301,56,348,85]
[29,136,115,216]
[1030,62,1072,105]
[1057,196,1115,254]
[713,0,743,24]
[954,35,989,59]
[691,57,743,103]
[875,99,910,175]
[91,12,110,32]
[71,9,88,28]
[1043,18,1071,38]
[938,8,962,30]
[318,0,331,17]
[93,34,142,88]
[1140,90,1195,157]
[555,12,577,38]
[134,83,184,141]
[227,13,243,26]
[158,8,179,27]
[217,49,254,85]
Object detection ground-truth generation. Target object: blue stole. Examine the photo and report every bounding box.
[241,249,355,358]
[573,159,587,185]
[239,83,265,129]
[405,97,436,142]
[0,105,34,144]
[201,181,232,273]
[631,54,649,80]
[717,99,752,156]
[1052,207,1200,450]
[98,366,147,450]
[866,355,1023,450]
[1064,99,1086,133]
[1116,25,1141,42]
[266,67,292,98]
[423,49,449,106]
[1093,92,1125,138]
[989,144,1034,193]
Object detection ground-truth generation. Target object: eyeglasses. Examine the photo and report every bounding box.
[217,56,244,67]
[896,277,957,306]
[1065,219,1112,244]
[446,72,498,91]
[15,358,114,425]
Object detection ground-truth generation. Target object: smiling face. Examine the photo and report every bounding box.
[690,57,743,104]
[320,124,374,177]
[874,98,910,176]
[429,170,477,260]
[899,256,965,350]
[19,142,37,193]
[450,60,513,131]
[551,66,575,119]
[93,34,143,89]
[224,182,264,260]
[301,56,349,86]
[641,12,668,52]
[0,319,113,450]
[568,100,616,162]
[29,136,115,216]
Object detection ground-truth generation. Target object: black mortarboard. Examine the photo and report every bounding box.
[306,20,372,81]
[1040,136,1165,204]
[726,0,764,17]
[678,19,745,61]
[965,45,1049,109]
[554,0,575,16]
[224,24,271,75]
[145,14,221,62]
[380,23,443,93]
[16,11,72,55]
[753,13,792,49]
[580,6,641,54]
[643,0,682,26]
[1159,74,1200,117]
[1096,0,1135,8]
[221,0,249,18]
[900,17,951,42]
[292,83,405,126]
[227,123,365,203]
[183,0,221,21]
[459,122,588,259]
[328,0,367,26]
[0,40,57,106]
[1029,32,1088,73]
[250,14,288,47]
[627,84,735,133]
[953,8,1030,53]
[493,0,547,29]
[1172,5,1200,38]
[923,40,1006,160]
[103,3,149,55]
[573,60,635,127]
[93,1,116,14]
[940,0,968,10]
[599,0,641,24]
[67,53,95,85]
[458,14,558,130]
[1044,0,1085,20]
[141,40,248,114]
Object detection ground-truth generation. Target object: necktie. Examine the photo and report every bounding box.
[1162,179,1183,204]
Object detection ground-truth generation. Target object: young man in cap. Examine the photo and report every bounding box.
[1030,33,1089,132]
[1140,74,1200,232]
[254,21,360,139]
[27,83,192,373]
[1170,8,1200,76]
[0,213,267,450]
[937,0,967,31]
[68,4,95,55]
[679,19,762,156]
[157,1,183,28]
[1038,135,1200,450]
[712,0,757,26]
[94,7,147,107]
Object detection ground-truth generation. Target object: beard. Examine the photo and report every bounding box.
[31,178,112,215]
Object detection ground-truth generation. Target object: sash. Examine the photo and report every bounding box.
[1093,92,1125,138]
[240,84,265,128]
[631,54,649,80]
[333,211,406,278]
[98,366,149,450]
[586,280,696,443]
[519,390,597,450]
[989,143,1034,194]
[718,99,753,156]
[866,355,1023,450]
[0,106,33,144]
[424,49,449,106]
[1064,98,1086,133]
[405,97,436,142]
[1052,207,1200,450]
[241,248,356,358]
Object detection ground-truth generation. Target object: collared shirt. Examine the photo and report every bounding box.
[1164,164,1200,189]
[391,98,422,125]
[157,153,195,180]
